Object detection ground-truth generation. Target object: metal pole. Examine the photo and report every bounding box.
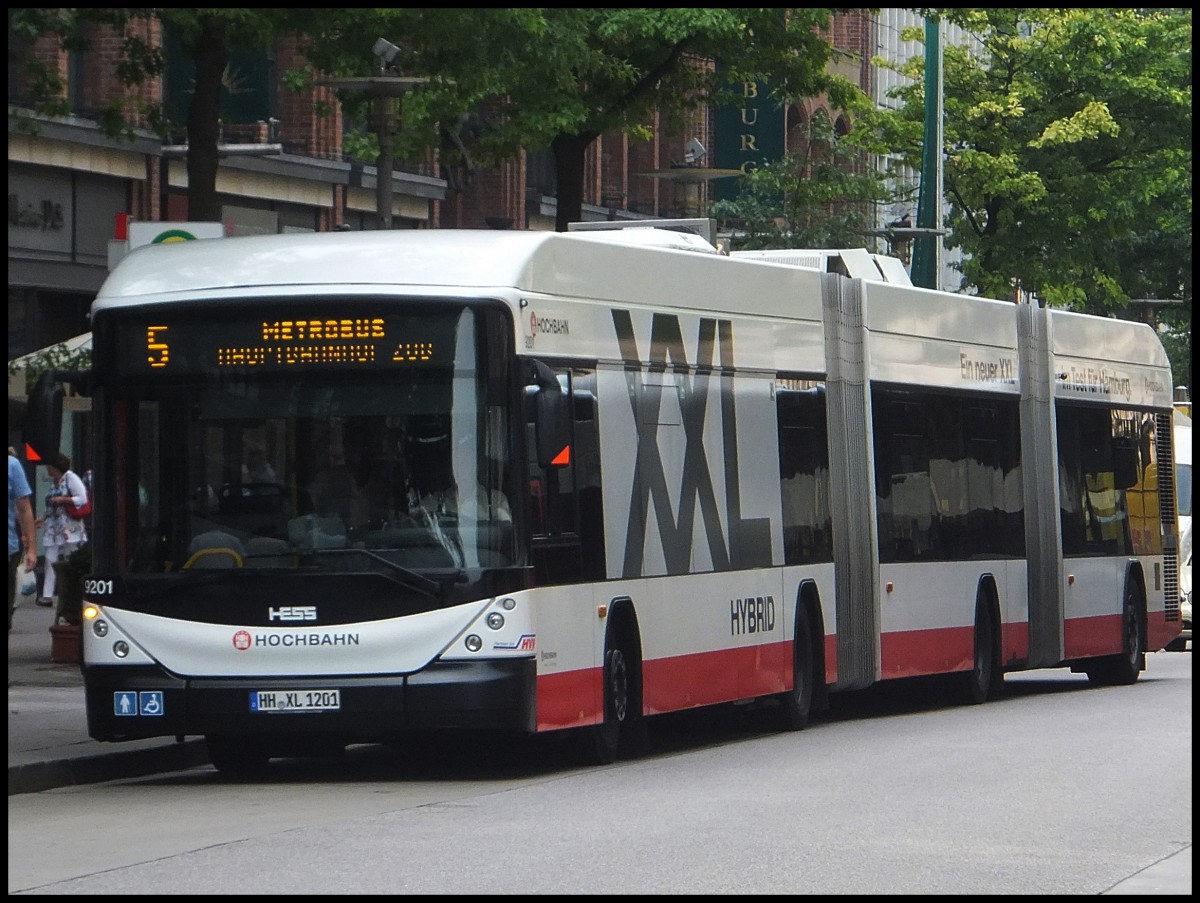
[911,16,942,289]
[376,95,393,230]
[316,72,430,232]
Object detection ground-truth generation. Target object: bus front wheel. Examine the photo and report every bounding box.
[590,645,630,764]
[583,625,650,765]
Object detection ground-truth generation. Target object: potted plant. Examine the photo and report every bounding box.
[50,541,90,663]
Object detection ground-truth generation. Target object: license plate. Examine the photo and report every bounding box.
[249,689,340,713]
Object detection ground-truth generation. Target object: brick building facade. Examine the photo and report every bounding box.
[9,12,877,360]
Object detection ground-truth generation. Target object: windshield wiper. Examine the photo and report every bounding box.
[300,547,443,599]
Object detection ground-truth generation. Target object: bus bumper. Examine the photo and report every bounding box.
[83,658,538,742]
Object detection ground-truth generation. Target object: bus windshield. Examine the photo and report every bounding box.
[96,302,518,582]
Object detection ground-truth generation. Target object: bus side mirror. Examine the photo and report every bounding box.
[24,370,65,462]
[528,361,570,469]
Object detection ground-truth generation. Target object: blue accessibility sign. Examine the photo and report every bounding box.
[113,690,165,716]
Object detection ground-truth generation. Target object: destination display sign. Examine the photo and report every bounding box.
[117,307,457,374]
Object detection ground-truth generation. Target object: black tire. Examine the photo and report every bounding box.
[1087,584,1145,686]
[584,644,630,765]
[775,610,814,731]
[958,599,999,705]
[207,735,269,776]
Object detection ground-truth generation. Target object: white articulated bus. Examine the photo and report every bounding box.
[25,225,1181,772]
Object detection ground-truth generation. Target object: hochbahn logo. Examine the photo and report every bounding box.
[530,311,569,337]
[230,630,361,649]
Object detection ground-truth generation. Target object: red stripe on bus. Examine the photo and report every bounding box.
[1064,613,1122,659]
[642,642,792,715]
[534,609,1153,731]
[536,666,600,731]
[536,634,840,731]
[1145,609,1177,653]
[1002,620,1030,663]
[880,626,974,678]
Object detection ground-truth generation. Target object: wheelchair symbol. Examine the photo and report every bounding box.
[138,691,164,716]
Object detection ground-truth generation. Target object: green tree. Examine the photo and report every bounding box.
[9,9,291,222]
[293,9,860,231]
[854,8,1191,339]
[11,9,858,234]
[711,109,895,250]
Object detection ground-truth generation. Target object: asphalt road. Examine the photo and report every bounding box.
[8,647,1191,895]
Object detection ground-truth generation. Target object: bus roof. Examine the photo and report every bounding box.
[96,230,561,302]
[90,228,1171,395]
[93,228,826,322]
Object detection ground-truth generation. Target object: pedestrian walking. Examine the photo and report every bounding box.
[9,448,38,631]
[34,452,88,611]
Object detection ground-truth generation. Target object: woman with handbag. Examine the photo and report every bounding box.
[35,452,89,609]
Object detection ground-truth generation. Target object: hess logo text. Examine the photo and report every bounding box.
[269,606,318,622]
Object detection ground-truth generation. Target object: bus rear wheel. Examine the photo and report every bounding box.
[1087,585,1145,686]
[775,611,814,731]
[958,597,1000,705]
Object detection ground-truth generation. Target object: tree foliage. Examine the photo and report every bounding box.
[9,9,293,222]
[292,9,859,230]
[711,109,894,250]
[853,8,1191,340]
[12,9,856,232]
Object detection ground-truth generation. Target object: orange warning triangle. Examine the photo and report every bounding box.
[550,445,571,466]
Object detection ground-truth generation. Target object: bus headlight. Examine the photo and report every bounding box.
[92,619,109,637]
[486,612,505,630]
[112,641,130,658]
[464,634,483,652]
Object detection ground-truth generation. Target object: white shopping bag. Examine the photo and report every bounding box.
[16,561,37,600]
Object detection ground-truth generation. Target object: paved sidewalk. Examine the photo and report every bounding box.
[7,596,209,796]
[5,596,1190,894]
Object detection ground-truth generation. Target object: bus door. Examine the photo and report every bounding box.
[524,362,605,586]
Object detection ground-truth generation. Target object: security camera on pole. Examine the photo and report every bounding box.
[372,38,401,230]
[317,39,432,231]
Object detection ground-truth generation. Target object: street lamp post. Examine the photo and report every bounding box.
[376,92,394,230]
[318,39,427,231]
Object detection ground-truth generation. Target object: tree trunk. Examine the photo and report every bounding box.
[185,18,229,223]
[552,131,598,232]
